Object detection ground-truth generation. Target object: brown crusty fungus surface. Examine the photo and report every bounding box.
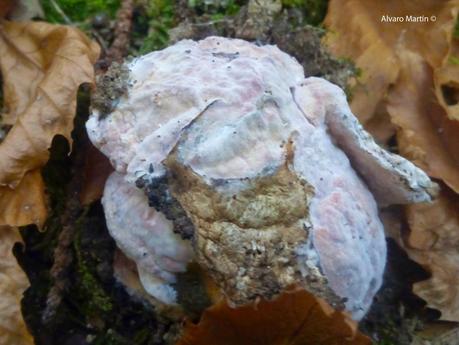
[87,36,437,320]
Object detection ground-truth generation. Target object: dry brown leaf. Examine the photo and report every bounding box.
[0,226,33,345]
[413,322,459,345]
[386,50,459,193]
[324,0,458,124]
[433,41,459,166]
[0,20,100,187]
[402,186,459,321]
[325,0,459,321]
[362,100,396,146]
[0,1,15,18]
[176,288,371,345]
[435,44,459,122]
[0,20,99,227]
[0,169,47,227]
[409,249,459,322]
[79,144,114,205]
[387,54,459,320]
[405,186,459,253]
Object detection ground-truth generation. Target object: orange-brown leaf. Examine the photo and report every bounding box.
[0,20,99,228]
[0,227,33,345]
[324,0,459,124]
[0,169,46,228]
[79,144,114,205]
[176,289,371,345]
[323,0,459,325]
[386,50,459,193]
[403,185,459,321]
[0,20,100,188]
[432,41,459,166]
[0,1,15,18]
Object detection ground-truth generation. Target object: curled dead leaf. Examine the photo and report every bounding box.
[435,43,459,122]
[0,1,15,18]
[176,288,371,345]
[386,50,459,193]
[405,186,459,252]
[403,186,459,321]
[0,0,14,18]
[79,144,113,205]
[325,0,459,321]
[433,41,459,167]
[324,0,459,125]
[0,226,32,345]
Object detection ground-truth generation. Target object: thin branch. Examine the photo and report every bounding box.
[48,0,72,24]
[105,0,134,63]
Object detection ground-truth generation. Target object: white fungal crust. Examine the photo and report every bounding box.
[89,36,437,320]
[292,77,438,206]
[102,172,194,304]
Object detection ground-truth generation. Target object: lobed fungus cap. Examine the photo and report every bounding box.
[89,37,437,319]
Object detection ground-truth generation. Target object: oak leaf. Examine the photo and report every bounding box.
[0,170,46,228]
[0,20,99,227]
[432,42,459,166]
[325,0,459,321]
[176,288,371,345]
[382,36,459,323]
[0,20,100,187]
[0,1,14,18]
[386,50,459,193]
[79,144,113,205]
[324,0,458,126]
[435,44,459,121]
[0,227,33,345]
[403,186,459,321]
[0,20,99,345]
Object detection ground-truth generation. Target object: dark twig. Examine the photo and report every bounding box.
[49,0,72,24]
[105,0,134,64]
[42,140,87,323]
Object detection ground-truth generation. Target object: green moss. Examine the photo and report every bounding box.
[41,0,120,23]
[449,55,459,65]
[17,82,167,345]
[92,329,131,345]
[281,0,329,26]
[188,0,241,17]
[454,14,459,39]
[378,341,396,345]
[136,0,175,54]
[134,0,245,54]
[73,210,113,317]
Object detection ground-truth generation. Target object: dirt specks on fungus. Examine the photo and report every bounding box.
[91,62,130,118]
[139,173,196,240]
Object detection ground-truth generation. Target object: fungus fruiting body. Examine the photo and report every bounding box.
[89,37,436,320]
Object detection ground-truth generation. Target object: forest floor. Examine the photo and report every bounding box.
[2,1,458,344]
